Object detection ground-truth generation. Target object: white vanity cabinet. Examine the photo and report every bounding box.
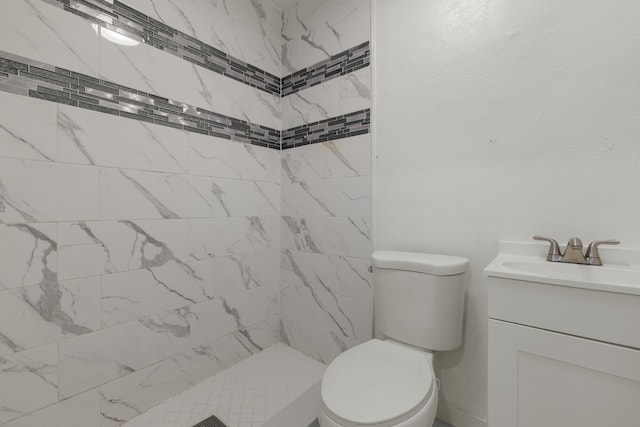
[486,242,640,427]
[489,318,640,427]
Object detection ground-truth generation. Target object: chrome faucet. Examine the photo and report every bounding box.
[533,236,620,266]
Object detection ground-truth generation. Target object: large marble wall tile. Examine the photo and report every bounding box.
[99,39,214,112]
[224,284,278,329]
[209,69,281,130]
[0,278,100,354]
[188,285,277,346]
[57,219,189,281]
[173,321,277,391]
[339,67,372,115]
[155,346,225,392]
[194,320,278,370]
[0,223,56,290]
[281,0,371,73]
[59,276,102,332]
[58,106,189,173]
[281,134,371,181]
[281,249,371,301]
[101,260,211,326]
[251,88,282,131]
[0,91,57,162]
[281,174,370,217]
[189,216,279,260]
[255,0,285,45]
[280,283,371,342]
[281,78,340,129]
[0,158,99,223]
[265,286,281,337]
[240,320,279,354]
[0,0,99,76]
[119,0,212,44]
[281,216,370,258]
[1,389,101,427]
[206,250,280,298]
[99,168,212,220]
[208,0,282,77]
[187,298,242,346]
[59,308,192,398]
[189,134,280,182]
[280,318,361,365]
[0,343,58,424]
[211,178,279,217]
[214,25,281,78]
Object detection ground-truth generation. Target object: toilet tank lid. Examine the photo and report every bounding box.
[372,251,469,276]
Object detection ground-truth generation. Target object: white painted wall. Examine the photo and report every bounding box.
[373,0,640,426]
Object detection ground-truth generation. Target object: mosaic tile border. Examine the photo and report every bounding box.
[0,50,370,151]
[42,0,281,96]
[281,109,371,149]
[0,51,280,149]
[281,42,371,97]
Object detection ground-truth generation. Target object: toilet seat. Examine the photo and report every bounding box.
[321,339,434,426]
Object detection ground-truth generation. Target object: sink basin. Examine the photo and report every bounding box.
[485,241,640,296]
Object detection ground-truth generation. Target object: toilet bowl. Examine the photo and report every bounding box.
[319,339,438,427]
[318,251,468,427]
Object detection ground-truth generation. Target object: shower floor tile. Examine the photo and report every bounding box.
[121,343,326,427]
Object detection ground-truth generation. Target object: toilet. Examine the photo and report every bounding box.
[318,250,468,427]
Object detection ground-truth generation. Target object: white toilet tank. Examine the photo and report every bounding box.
[372,251,468,351]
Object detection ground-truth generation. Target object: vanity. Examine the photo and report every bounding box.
[485,241,640,427]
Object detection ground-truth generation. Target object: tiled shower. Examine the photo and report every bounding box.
[0,0,371,426]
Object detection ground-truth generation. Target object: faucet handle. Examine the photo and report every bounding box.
[533,235,561,261]
[566,237,583,249]
[585,239,620,266]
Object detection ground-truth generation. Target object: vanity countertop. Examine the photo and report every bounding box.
[485,241,640,296]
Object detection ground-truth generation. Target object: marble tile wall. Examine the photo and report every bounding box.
[280,133,373,364]
[281,0,371,75]
[0,0,373,424]
[0,0,282,426]
[118,0,283,78]
[280,0,372,146]
[277,0,372,365]
[42,0,282,93]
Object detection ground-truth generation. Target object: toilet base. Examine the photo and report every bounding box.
[318,385,438,427]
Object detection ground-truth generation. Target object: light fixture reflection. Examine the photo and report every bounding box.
[91,23,140,47]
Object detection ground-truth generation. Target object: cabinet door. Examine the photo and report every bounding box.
[489,319,640,427]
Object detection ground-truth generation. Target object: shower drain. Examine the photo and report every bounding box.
[192,414,227,427]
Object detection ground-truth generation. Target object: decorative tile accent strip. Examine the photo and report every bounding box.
[281,109,371,149]
[0,51,280,149]
[42,0,281,96]
[281,42,370,97]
